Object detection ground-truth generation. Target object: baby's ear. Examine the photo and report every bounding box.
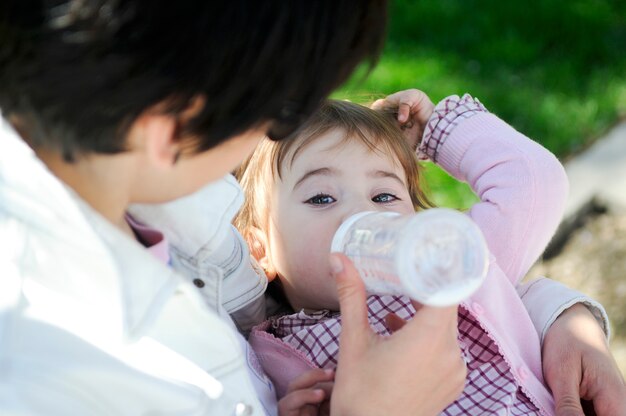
[247,226,278,281]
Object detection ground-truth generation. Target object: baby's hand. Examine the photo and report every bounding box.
[372,89,435,150]
[278,368,334,416]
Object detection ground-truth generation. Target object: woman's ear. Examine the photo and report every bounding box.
[247,226,278,281]
[128,95,206,168]
[129,113,180,168]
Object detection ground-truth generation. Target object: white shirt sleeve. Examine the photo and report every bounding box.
[129,174,268,319]
[518,277,611,344]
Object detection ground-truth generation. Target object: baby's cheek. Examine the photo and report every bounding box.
[290,242,327,280]
[292,246,324,275]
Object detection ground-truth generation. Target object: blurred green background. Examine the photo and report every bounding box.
[334,0,626,208]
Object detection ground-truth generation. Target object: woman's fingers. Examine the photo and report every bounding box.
[330,253,371,349]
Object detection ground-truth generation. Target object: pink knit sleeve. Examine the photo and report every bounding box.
[422,95,569,284]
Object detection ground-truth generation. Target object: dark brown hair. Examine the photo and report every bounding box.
[0,1,388,161]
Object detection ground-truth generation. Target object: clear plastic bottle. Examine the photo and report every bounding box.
[330,208,489,306]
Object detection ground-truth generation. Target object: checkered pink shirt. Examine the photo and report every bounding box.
[268,295,542,415]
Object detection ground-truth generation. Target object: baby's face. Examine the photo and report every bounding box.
[266,129,414,311]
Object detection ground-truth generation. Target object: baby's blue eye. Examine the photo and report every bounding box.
[372,193,399,203]
[306,194,336,205]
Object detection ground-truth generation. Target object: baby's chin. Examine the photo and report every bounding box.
[288,291,340,313]
[299,305,339,315]
[280,267,340,310]
[298,297,340,313]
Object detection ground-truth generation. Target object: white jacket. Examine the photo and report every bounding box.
[0,118,275,415]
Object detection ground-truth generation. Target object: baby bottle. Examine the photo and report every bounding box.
[330,208,489,306]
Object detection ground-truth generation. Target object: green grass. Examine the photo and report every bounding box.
[334,0,626,209]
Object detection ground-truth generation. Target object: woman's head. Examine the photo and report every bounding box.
[0,1,387,161]
[235,100,431,311]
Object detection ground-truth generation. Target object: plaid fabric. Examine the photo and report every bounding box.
[269,295,543,415]
[419,94,488,162]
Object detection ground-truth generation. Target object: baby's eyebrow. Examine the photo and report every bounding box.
[293,167,336,190]
[368,170,405,186]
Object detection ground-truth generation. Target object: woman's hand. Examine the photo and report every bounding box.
[371,89,435,150]
[329,253,465,416]
[278,368,334,416]
[542,303,626,415]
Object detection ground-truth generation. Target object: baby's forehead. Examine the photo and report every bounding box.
[283,129,350,164]
[281,128,405,175]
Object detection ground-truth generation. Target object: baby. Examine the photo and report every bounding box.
[235,93,598,414]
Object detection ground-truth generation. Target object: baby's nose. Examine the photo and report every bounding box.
[341,202,386,224]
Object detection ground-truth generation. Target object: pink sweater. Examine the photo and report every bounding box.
[250,95,568,414]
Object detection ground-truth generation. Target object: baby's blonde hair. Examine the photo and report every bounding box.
[234,99,432,245]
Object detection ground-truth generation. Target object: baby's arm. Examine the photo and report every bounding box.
[419,94,568,285]
[375,89,626,414]
[422,103,626,411]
